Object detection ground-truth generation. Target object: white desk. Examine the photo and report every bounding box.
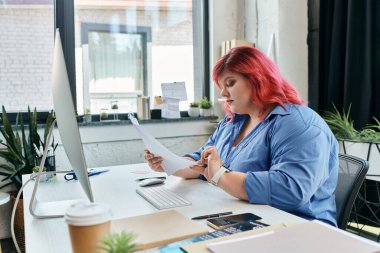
[22,163,305,253]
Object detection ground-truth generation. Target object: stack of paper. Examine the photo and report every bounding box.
[161,82,187,119]
[206,220,380,253]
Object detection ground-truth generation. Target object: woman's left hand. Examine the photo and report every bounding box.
[191,146,223,181]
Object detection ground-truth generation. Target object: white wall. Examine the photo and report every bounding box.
[277,0,308,101]
[208,0,241,118]
[208,0,308,119]
[54,120,215,169]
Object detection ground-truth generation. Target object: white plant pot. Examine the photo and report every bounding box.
[200,108,211,117]
[188,107,200,117]
[339,140,380,175]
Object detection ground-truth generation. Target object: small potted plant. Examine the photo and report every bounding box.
[111,101,119,121]
[323,103,380,172]
[199,97,212,117]
[111,103,119,110]
[83,108,92,123]
[188,101,199,118]
[99,231,136,253]
[100,109,109,121]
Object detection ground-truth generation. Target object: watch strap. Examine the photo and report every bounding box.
[210,165,230,186]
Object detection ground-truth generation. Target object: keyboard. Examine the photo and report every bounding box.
[136,186,191,210]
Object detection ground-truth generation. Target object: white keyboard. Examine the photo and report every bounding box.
[136,186,191,210]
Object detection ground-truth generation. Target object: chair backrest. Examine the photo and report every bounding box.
[335,154,369,229]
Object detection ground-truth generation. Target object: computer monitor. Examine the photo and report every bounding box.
[29,29,94,219]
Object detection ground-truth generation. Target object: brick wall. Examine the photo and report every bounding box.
[75,8,192,46]
[0,6,54,111]
[0,5,192,112]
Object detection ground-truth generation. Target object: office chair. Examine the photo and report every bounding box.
[335,154,369,230]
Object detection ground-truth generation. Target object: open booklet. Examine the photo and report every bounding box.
[129,114,196,175]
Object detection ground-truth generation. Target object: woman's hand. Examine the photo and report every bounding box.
[191,146,223,181]
[144,149,165,172]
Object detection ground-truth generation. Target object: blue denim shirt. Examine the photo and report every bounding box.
[186,103,339,226]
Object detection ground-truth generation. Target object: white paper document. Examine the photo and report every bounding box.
[129,116,195,175]
[161,82,187,101]
[162,97,181,119]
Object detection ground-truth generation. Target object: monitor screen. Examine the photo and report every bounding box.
[52,29,94,202]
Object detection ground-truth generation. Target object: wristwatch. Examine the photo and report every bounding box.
[210,165,230,186]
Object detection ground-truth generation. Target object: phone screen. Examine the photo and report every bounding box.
[206,213,262,229]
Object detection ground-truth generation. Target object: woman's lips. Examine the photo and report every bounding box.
[218,98,233,104]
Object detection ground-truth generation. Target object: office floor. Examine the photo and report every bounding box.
[0,239,17,253]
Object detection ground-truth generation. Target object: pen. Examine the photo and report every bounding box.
[191,211,233,220]
[136,176,167,181]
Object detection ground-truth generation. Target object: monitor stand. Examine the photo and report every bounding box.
[28,120,86,219]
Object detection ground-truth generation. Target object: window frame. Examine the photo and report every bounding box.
[55,0,210,115]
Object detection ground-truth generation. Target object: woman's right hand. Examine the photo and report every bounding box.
[144,149,165,172]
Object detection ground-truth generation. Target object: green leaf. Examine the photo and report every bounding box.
[323,103,380,142]
[0,181,14,190]
[99,231,137,253]
[0,163,16,172]
[1,106,19,153]
[44,110,54,145]
[0,148,22,166]
[0,170,12,177]
[323,103,359,141]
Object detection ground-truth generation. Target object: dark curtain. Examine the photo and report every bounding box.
[316,0,380,130]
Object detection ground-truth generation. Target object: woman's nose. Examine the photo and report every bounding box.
[220,88,228,97]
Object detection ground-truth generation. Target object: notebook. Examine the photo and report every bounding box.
[111,210,208,250]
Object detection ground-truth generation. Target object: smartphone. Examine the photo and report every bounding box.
[206,213,262,229]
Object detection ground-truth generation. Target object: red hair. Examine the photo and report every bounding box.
[213,46,304,119]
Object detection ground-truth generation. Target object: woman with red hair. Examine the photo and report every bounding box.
[145,46,339,226]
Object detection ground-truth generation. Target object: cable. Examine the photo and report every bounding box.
[11,174,36,253]
[11,170,72,253]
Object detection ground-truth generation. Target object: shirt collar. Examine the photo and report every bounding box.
[231,103,292,123]
[264,103,291,120]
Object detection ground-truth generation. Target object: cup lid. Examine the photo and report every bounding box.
[0,192,10,205]
[65,202,111,226]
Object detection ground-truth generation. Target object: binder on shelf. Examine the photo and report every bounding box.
[137,96,150,120]
[111,210,208,250]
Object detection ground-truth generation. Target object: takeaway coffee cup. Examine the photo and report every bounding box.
[65,202,111,253]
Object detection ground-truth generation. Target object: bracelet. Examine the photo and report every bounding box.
[210,165,230,186]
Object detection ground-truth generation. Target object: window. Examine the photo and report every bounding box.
[73,0,208,114]
[0,0,208,116]
[80,23,151,113]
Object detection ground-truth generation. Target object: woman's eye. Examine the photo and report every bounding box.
[226,80,236,87]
